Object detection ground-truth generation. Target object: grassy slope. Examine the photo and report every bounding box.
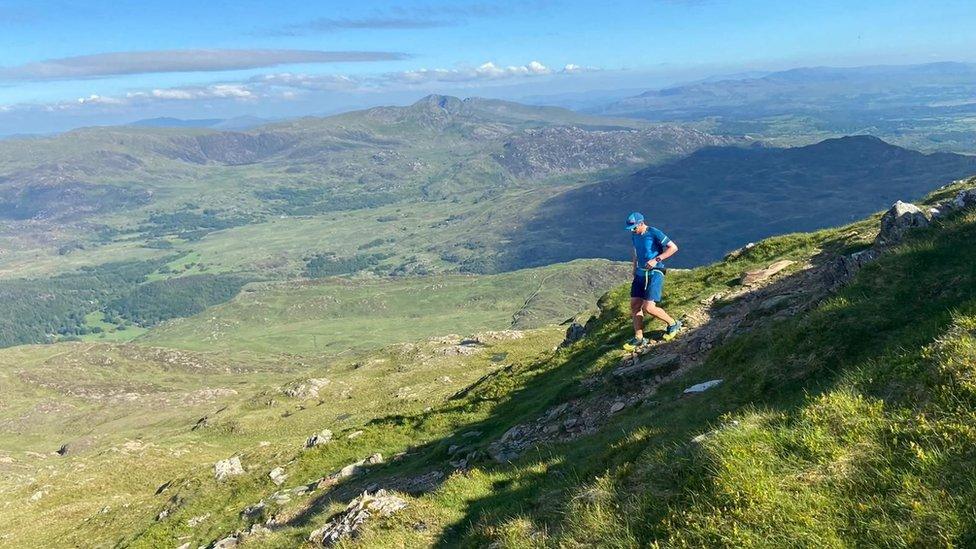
[113,180,975,548]
[3,180,975,548]
[139,260,629,355]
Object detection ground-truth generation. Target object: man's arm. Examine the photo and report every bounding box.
[647,241,678,267]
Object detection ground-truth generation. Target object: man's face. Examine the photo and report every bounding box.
[633,222,647,235]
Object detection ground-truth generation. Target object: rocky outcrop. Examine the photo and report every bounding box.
[560,322,587,347]
[284,378,331,400]
[877,200,929,245]
[308,490,407,547]
[740,260,795,286]
[214,457,244,481]
[305,429,333,448]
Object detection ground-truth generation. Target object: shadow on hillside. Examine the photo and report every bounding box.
[280,209,976,546]
[495,139,976,271]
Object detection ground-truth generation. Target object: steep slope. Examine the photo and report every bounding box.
[3,180,972,547]
[502,136,976,268]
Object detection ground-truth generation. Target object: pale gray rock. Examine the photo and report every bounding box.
[878,201,928,245]
[305,429,333,448]
[683,379,723,394]
[269,467,287,486]
[214,457,244,481]
[307,490,407,547]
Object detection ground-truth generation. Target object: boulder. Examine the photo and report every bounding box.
[954,188,976,209]
[305,429,333,448]
[683,379,723,394]
[740,260,795,286]
[214,457,244,481]
[285,378,331,400]
[877,201,928,245]
[211,536,238,549]
[560,322,587,347]
[308,490,407,547]
[269,467,287,486]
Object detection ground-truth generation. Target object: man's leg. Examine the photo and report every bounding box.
[643,300,676,327]
[630,297,645,339]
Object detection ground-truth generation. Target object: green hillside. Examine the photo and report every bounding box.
[138,259,630,356]
[3,178,974,547]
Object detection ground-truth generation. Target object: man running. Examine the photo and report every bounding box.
[625,212,682,346]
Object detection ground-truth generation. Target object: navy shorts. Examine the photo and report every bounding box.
[631,269,665,302]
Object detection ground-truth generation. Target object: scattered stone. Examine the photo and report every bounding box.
[269,467,287,486]
[29,490,46,502]
[305,429,333,448]
[317,454,384,488]
[156,509,169,521]
[609,402,625,414]
[346,430,364,440]
[241,502,266,517]
[211,535,237,548]
[683,379,724,394]
[187,513,210,528]
[615,352,681,378]
[307,490,407,547]
[724,242,756,260]
[740,260,795,286]
[954,188,976,209]
[284,378,331,400]
[560,322,587,347]
[878,201,928,245]
[214,457,244,481]
[759,294,793,311]
[176,544,191,549]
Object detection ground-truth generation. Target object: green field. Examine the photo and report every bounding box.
[139,259,630,355]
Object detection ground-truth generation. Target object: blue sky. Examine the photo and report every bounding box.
[1,0,974,133]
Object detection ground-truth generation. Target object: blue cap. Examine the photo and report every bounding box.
[624,212,644,231]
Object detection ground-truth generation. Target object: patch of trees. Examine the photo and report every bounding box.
[107,274,251,326]
[0,259,167,348]
[304,252,392,278]
[139,210,255,241]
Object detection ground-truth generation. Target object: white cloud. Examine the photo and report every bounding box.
[0,59,602,115]
[0,49,408,82]
[392,60,558,84]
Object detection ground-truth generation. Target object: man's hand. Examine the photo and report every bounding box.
[645,259,658,268]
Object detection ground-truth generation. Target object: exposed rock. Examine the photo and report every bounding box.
[214,457,244,481]
[740,260,795,286]
[346,430,364,440]
[724,242,756,260]
[187,513,210,528]
[308,490,407,547]
[560,322,587,347]
[285,378,331,400]
[211,535,237,548]
[878,200,928,245]
[615,352,681,377]
[683,379,723,394]
[759,294,793,312]
[609,402,625,414]
[316,454,384,488]
[954,188,976,209]
[305,429,333,448]
[269,467,287,486]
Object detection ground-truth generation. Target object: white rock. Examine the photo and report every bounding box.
[308,490,407,546]
[683,379,724,394]
[609,402,625,414]
[346,430,364,440]
[306,429,333,448]
[214,457,244,481]
[269,467,287,486]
